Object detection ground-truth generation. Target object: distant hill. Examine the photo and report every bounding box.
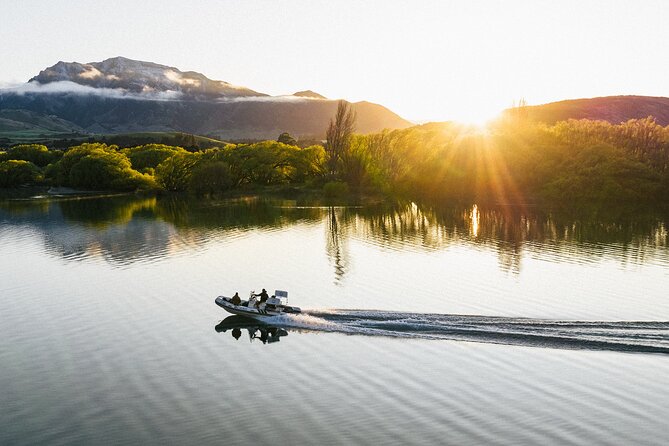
[293,90,327,99]
[504,96,669,126]
[0,57,411,140]
[0,108,85,145]
[0,109,83,133]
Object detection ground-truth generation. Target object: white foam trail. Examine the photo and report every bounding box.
[255,313,339,331]
[256,309,669,353]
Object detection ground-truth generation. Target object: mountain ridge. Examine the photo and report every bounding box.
[1,57,412,139]
[504,95,669,126]
[5,58,669,141]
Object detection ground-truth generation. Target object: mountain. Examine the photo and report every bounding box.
[0,57,411,140]
[504,95,669,126]
[30,56,264,98]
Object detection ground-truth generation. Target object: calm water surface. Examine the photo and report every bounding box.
[1,195,668,445]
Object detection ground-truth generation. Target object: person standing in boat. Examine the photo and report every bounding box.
[231,292,241,305]
[256,289,269,303]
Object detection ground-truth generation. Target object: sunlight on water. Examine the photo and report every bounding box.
[470,204,480,238]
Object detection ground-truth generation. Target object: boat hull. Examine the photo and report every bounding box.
[215,296,300,317]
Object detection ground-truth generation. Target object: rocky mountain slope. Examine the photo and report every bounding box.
[29,56,264,98]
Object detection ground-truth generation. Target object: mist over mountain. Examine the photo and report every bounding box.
[29,56,263,98]
[0,57,411,140]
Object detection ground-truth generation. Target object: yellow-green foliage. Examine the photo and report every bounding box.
[48,143,156,191]
[5,144,57,167]
[10,119,663,208]
[155,152,200,191]
[0,160,42,187]
[349,118,669,208]
[223,141,325,185]
[122,144,188,171]
[0,138,326,193]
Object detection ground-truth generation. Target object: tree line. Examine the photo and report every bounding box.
[323,107,669,210]
[1,101,668,211]
[0,139,325,194]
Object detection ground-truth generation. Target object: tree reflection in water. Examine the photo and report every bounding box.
[1,194,666,272]
[325,207,350,284]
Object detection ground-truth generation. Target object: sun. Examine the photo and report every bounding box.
[449,103,504,127]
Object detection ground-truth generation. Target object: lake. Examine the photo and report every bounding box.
[1,194,668,445]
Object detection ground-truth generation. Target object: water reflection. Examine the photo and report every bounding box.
[0,194,667,272]
[215,316,289,344]
[325,207,350,284]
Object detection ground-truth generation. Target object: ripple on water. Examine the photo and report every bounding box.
[3,197,669,445]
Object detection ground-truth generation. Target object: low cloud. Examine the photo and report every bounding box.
[164,69,201,87]
[0,81,183,101]
[0,81,327,103]
[217,95,319,103]
[78,66,102,79]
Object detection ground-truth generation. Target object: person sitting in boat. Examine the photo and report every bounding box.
[231,292,241,305]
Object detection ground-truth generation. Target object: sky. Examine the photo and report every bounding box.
[1,0,668,124]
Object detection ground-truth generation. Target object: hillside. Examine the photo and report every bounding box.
[0,57,412,140]
[0,108,85,145]
[505,96,669,126]
[0,108,83,133]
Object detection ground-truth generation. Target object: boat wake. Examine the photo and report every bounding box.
[257,310,669,354]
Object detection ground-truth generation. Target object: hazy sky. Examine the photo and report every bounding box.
[1,0,667,123]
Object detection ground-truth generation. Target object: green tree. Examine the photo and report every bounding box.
[6,144,56,167]
[68,151,128,189]
[122,144,188,171]
[222,141,294,185]
[286,144,326,183]
[48,143,119,185]
[325,101,356,177]
[188,161,234,195]
[340,135,373,190]
[0,160,42,187]
[155,152,200,191]
[540,143,661,207]
[47,143,155,191]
